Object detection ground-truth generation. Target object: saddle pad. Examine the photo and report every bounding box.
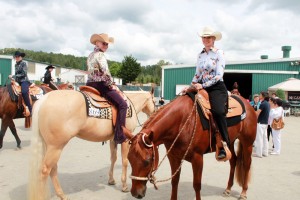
[187,92,246,130]
[81,91,132,119]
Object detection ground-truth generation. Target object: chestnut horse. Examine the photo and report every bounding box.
[28,88,156,200]
[126,91,257,200]
[0,83,73,149]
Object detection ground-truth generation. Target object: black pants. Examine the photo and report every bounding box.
[205,81,230,145]
[20,81,32,114]
[49,81,59,90]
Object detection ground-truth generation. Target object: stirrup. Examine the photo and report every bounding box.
[215,141,232,162]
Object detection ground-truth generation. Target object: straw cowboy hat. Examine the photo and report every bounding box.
[14,51,26,57]
[198,26,222,41]
[45,65,55,70]
[90,33,114,45]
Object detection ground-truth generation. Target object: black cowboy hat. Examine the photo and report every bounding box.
[14,51,26,57]
[45,65,55,70]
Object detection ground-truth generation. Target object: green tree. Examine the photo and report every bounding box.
[109,62,121,77]
[119,55,141,85]
[276,89,285,100]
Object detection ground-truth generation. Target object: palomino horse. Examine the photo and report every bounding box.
[126,90,257,200]
[0,82,73,149]
[28,88,156,200]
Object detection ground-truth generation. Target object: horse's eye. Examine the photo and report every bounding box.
[129,140,132,145]
[143,159,151,167]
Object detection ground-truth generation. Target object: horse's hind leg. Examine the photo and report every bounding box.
[50,164,69,200]
[239,144,252,199]
[223,141,238,197]
[121,141,130,192]
[108,140,117,185]
[42,146,68,200]
[8,120,21,148]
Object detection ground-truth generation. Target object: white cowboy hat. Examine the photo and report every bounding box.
[90,33,114,45]
[198,26,222,41]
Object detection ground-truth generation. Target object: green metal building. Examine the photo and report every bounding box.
[0,56,13,86]
[162,46,300,100]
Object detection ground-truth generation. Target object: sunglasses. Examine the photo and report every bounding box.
[102,42,109,46]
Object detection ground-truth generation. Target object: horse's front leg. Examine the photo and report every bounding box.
[191,154,204,200]
[108,140,117,185]
[167,154,182,200]
[0,117,20,149]
[0,120,8,149]
[121,141,130,192]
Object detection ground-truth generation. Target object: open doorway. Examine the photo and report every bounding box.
[223,73,252,100]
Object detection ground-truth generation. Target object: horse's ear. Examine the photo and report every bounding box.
[150,86,154,95]
[123,127,134,139]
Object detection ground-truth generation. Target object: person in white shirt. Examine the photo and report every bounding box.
[269,97,284,155]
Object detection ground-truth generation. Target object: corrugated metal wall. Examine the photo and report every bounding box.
[0,58,12,86]
[163,60,300,100]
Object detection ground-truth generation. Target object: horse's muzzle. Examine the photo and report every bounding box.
[131,185,146,199]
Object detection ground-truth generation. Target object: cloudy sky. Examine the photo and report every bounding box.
[0,0,299,66]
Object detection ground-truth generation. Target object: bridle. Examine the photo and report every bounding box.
[129,96,199,189]
[129,132,159,188]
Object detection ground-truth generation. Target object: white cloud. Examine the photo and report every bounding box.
[0,0,299,66]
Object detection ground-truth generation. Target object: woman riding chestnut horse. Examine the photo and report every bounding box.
[125,88,257,200]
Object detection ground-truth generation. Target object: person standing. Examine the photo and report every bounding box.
[43,65,58,90]
[10,51,32,116]
[250,94,260,111]
[269,97,284,155]
[254,91,270,158]
[185,26,229,159]
[86,33,131,144]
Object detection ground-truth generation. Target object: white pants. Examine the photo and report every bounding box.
[255,123,269,157]
[272,129,281,154]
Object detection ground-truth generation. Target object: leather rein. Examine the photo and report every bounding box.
[129,96,198,189]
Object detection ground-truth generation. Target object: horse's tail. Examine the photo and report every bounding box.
[28,95,50,200]
[235,140,251,187]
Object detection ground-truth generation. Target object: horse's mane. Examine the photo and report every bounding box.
[143,95,183,128]
[124,91,149,94]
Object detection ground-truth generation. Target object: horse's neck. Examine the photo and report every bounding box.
[126,92,149,114]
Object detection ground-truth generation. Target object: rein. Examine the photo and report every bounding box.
[130,96,199,189]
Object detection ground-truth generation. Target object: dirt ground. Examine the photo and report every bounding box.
[0,113,300,200]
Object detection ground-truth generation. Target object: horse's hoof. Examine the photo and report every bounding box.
[15,146,22,151]
[108,180,116,185]
[238,194,247,200]
[122,187,129,193]
[222,189,231,197]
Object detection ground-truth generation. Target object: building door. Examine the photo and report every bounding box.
[224,73,252,100]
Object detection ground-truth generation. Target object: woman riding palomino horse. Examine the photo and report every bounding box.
[28,88,156,200]
[125,88,257,200]
[86,33,132,144]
